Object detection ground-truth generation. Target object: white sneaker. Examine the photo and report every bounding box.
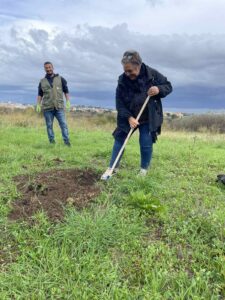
[101,168,119,180]
[138,168,148,177]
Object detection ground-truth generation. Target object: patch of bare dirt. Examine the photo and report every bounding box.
[9,169,100,221]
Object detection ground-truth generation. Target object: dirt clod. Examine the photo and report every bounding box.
[9,168,100,221]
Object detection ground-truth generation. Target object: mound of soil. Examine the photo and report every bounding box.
[9,169,100,221]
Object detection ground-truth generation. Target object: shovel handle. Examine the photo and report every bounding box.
[109,95,151,175]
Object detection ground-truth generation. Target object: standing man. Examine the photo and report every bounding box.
[36,62,71,146]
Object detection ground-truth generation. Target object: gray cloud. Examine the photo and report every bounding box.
[145,0,164,6]
[0,23,225,109]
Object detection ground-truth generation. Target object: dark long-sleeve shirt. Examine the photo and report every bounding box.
[38,73,69,97]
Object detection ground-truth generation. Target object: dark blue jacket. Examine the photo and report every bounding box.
[113,63,172,142]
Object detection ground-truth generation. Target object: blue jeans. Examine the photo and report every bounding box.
[43,109,69,143]
[109,123,153,169]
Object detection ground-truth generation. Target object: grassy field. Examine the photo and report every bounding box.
[0,111,225,299]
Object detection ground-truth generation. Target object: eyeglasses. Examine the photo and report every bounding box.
[125,69,135,75]
[124,65,140,75]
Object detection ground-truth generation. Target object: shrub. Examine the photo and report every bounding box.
[165,114,225,133]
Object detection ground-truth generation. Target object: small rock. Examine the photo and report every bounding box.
[66,197,75,205]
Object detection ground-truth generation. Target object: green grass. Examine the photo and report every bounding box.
[0,116,225,299]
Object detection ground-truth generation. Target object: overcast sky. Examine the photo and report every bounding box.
[0,0,225,110]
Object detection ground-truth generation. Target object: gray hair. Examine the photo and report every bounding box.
[121,50,142,66]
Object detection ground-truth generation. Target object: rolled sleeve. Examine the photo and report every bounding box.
[61,77,69,94]
[38,82,43,97]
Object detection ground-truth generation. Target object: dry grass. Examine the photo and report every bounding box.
[0,108,115,132]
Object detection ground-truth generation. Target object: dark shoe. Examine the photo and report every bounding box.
[64,141,71,147]
[50,140,56,144]
[216,174,225,184]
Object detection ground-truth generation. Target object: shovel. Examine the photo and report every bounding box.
[101,95,151,180]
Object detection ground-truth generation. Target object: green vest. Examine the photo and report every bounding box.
[40,76,64,110]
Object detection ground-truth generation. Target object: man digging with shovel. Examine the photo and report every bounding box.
[36,61,71,146]
[101,50,172,180]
